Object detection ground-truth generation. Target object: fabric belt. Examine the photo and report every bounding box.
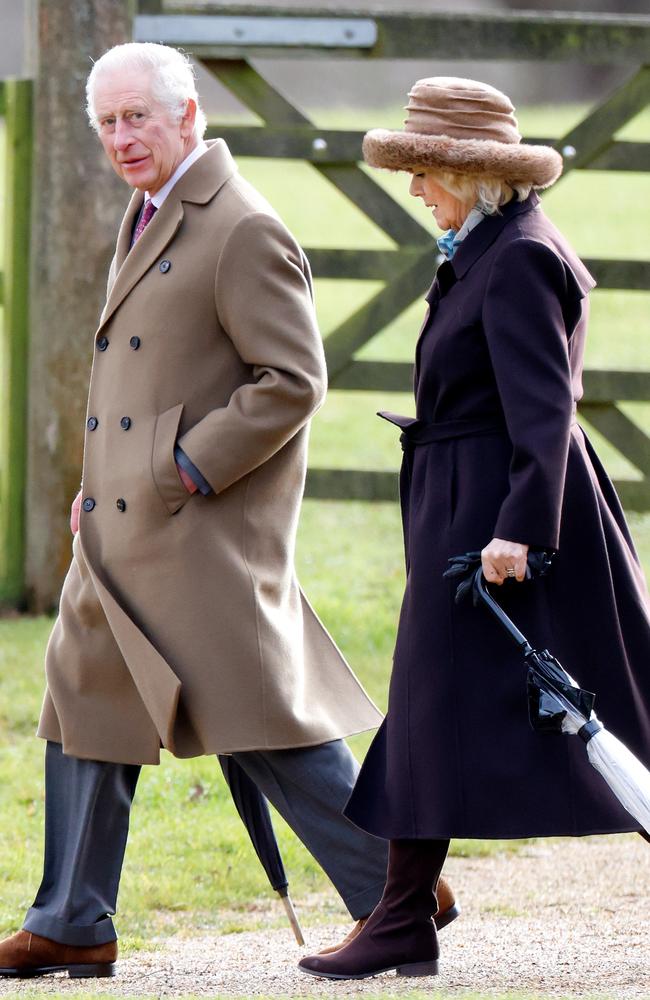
[378,411,507,450]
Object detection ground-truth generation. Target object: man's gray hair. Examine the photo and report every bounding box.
[86,42,208,139]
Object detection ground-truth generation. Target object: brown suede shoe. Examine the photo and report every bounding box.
[435,875,461,930]
[0,930,117,978]
[318,875,460,955]
[318,917,368,956]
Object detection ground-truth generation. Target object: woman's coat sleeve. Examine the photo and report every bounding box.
[482,237,578,550]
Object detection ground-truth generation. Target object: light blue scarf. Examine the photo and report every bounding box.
[436,229,459,260]
[436,207,487,261]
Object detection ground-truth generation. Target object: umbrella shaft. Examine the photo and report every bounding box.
[474,570,532,651]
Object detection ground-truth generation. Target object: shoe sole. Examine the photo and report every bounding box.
[299,959,439,980]
[0,963,115,979]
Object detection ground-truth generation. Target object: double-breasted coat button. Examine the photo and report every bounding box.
[159,259,171,273]
[97,336,109,352]
[116,498,127,512]
[129,336,141,350]
[82,498,95,512]
[87,417,98,431]
[120,416,132,430]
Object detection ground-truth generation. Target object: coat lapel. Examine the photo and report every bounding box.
[98,196,184,333]
[97,140,238,334]
[450,192,541,281]
[414,262,458,387]
[114,189,142,277]
[450,191,596,296]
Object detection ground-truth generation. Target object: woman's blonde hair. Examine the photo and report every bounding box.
[433,171,533,215]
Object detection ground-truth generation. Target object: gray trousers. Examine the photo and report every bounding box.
[23,740,388,946]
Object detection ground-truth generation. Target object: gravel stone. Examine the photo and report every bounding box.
[0,835,648,997]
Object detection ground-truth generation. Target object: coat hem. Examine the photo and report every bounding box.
[342,816,643,840]
[36,723,381,767]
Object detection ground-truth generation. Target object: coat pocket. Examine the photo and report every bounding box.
[152,403,190,515]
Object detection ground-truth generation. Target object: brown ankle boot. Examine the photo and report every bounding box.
[0,930,116,978]
[318,874,460,955]
[300,839,447,980]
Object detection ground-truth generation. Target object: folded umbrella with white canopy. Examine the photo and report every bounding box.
[444,552,650,835]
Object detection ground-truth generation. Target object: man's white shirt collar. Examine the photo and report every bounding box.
[147,141,208,210]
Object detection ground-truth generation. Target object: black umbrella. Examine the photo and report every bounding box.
[444,552,650,833]
[445,551,595,734]
[218,754,305,944]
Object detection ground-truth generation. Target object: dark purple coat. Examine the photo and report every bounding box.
[345,192,650,839]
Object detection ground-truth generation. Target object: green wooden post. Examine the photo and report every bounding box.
[0,79,33,606]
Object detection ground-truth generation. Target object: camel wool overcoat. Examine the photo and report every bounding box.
[38,140,382,765]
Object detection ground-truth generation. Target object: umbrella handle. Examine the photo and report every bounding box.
[472,568,534,655]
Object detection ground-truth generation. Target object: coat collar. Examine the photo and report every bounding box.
[171,138,238,205]
[447,189,595,295]
[449,191,541,281]
[98,140,237,332]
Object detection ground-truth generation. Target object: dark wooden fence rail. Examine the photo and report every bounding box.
[0,79,32,605]
[121,8,650,508]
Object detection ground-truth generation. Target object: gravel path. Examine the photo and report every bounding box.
[1,835,648,998]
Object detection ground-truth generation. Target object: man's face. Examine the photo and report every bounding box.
[93,67,196,195]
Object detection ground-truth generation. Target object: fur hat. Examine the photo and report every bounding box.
[363,77,562,189]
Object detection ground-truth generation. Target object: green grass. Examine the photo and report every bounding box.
[1,501,650,950]
[0,104,649,960]
[0,504,406,944]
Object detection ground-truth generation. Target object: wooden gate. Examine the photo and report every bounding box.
[0,79,32,605]
[134,6,650,508]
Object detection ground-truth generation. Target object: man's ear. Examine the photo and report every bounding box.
[181,98,197,138]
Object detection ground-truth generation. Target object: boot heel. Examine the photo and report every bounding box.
[396,959,439,977]
[68,963,115,979]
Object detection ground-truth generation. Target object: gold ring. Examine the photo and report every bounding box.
[505,567,516,578]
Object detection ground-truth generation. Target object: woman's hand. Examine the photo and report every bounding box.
[70,489,82,536]
[481,537,529,585]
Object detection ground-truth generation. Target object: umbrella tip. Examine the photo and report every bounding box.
[280,892,305,946]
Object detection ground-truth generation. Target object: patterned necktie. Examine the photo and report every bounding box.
[132,199,157,244]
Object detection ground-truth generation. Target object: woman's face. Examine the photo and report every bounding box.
[409,171,471,231]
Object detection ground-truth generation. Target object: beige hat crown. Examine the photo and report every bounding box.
[405,78,520,144]
[363,76,562,189]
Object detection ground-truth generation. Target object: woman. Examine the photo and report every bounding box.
[299,77,650,980]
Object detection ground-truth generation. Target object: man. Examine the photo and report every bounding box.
[0,43,457,978]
